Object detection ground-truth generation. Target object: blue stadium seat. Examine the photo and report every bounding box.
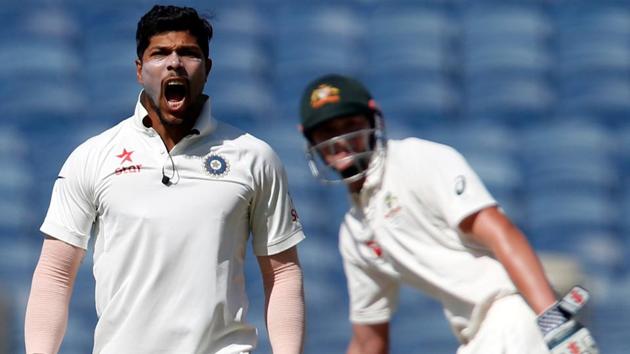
[81,2,145,40]
[369,73,459,128]
[525,191,618,249]
[0,129,31,205]
[210,4,271,40]
[83,37,139,122]
[210,37,271,78]
[209,4,273,81]
[366,5,460,128]
[368,5,458,75]
[616,123,630,167]
[555,4,630,125]
[591,298,630,354]
[272,4,365,110]
[0,38,81,84]
[621,189,630,245]
[461,4,554,127]
[462,3,552,74]
[81,4,143,123]
[521,121,618,194]
[558,75,630,126]
[207,76,276,130]
[465,75,554,126]
[2,80,86,129]
[555,3,630,71]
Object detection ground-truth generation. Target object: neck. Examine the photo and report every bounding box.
[141,92,206,151]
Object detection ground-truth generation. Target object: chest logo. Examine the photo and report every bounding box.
[203,154,230,177]
[114,148,141,175]
[383,192,402,218]
[116,148,134,164]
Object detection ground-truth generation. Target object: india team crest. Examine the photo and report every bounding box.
[203,154,230,177]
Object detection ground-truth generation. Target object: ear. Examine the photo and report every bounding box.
[205,58,212,79]
[135,58,143,84]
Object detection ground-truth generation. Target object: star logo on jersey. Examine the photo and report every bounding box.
[116,148,134,164]
[203,154,230,177]
[310,84,340,108]
[114,148,142,175]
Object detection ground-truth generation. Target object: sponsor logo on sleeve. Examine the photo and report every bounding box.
[454,175,466,195]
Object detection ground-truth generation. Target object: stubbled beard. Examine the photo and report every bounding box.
[339,155,370,179]
[147,93,186,126]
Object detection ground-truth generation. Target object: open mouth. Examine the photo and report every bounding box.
[163,79,189,112]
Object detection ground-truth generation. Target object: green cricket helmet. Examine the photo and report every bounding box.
[298,74,386,184]
[299,74,380,137]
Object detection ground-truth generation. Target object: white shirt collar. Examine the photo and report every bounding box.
[361,147,386,191]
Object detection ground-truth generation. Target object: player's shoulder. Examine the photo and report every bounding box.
[212,120,284,169]
[215,120,274,152]
[388,137,463,163]
[66,120,129,162]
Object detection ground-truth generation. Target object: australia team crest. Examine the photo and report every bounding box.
[203,154,230,177]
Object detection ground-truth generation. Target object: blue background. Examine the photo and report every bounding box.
[0,0,629,353]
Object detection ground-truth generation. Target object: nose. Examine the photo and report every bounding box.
[166,52,183,70]
[329,138,353,155]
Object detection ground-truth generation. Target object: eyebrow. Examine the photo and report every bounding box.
[149,44,202,51]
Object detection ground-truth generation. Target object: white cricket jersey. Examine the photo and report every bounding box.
[340,138,516,343]
[41,95,305,354]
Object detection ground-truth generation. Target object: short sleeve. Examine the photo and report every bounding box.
[430,147,497,228]
[40,144,97,249]
[343,256,400,324]
[249,144,305,256]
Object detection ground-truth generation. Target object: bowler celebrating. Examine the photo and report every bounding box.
[25,5,305,354]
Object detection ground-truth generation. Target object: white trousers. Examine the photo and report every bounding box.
[457,295,550,354]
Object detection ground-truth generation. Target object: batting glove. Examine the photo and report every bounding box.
[537,286,599,354]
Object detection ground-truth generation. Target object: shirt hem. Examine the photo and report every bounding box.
[449,200,498,229]
[254,228,305,256]
[350,309,392,325]
[40,222,89,249]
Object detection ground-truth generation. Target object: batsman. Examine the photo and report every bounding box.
[297,73,599,354]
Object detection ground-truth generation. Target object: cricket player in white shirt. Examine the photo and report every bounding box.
[297,74,598,354]
[25,5,305,354]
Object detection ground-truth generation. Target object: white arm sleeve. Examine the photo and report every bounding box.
[250,143,305,256]
[40,141,97,249]
[259,248,305,354]
[429,146,497,228]
[24,237,85,354]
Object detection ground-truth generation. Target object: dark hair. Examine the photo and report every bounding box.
[136,5,213,59]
